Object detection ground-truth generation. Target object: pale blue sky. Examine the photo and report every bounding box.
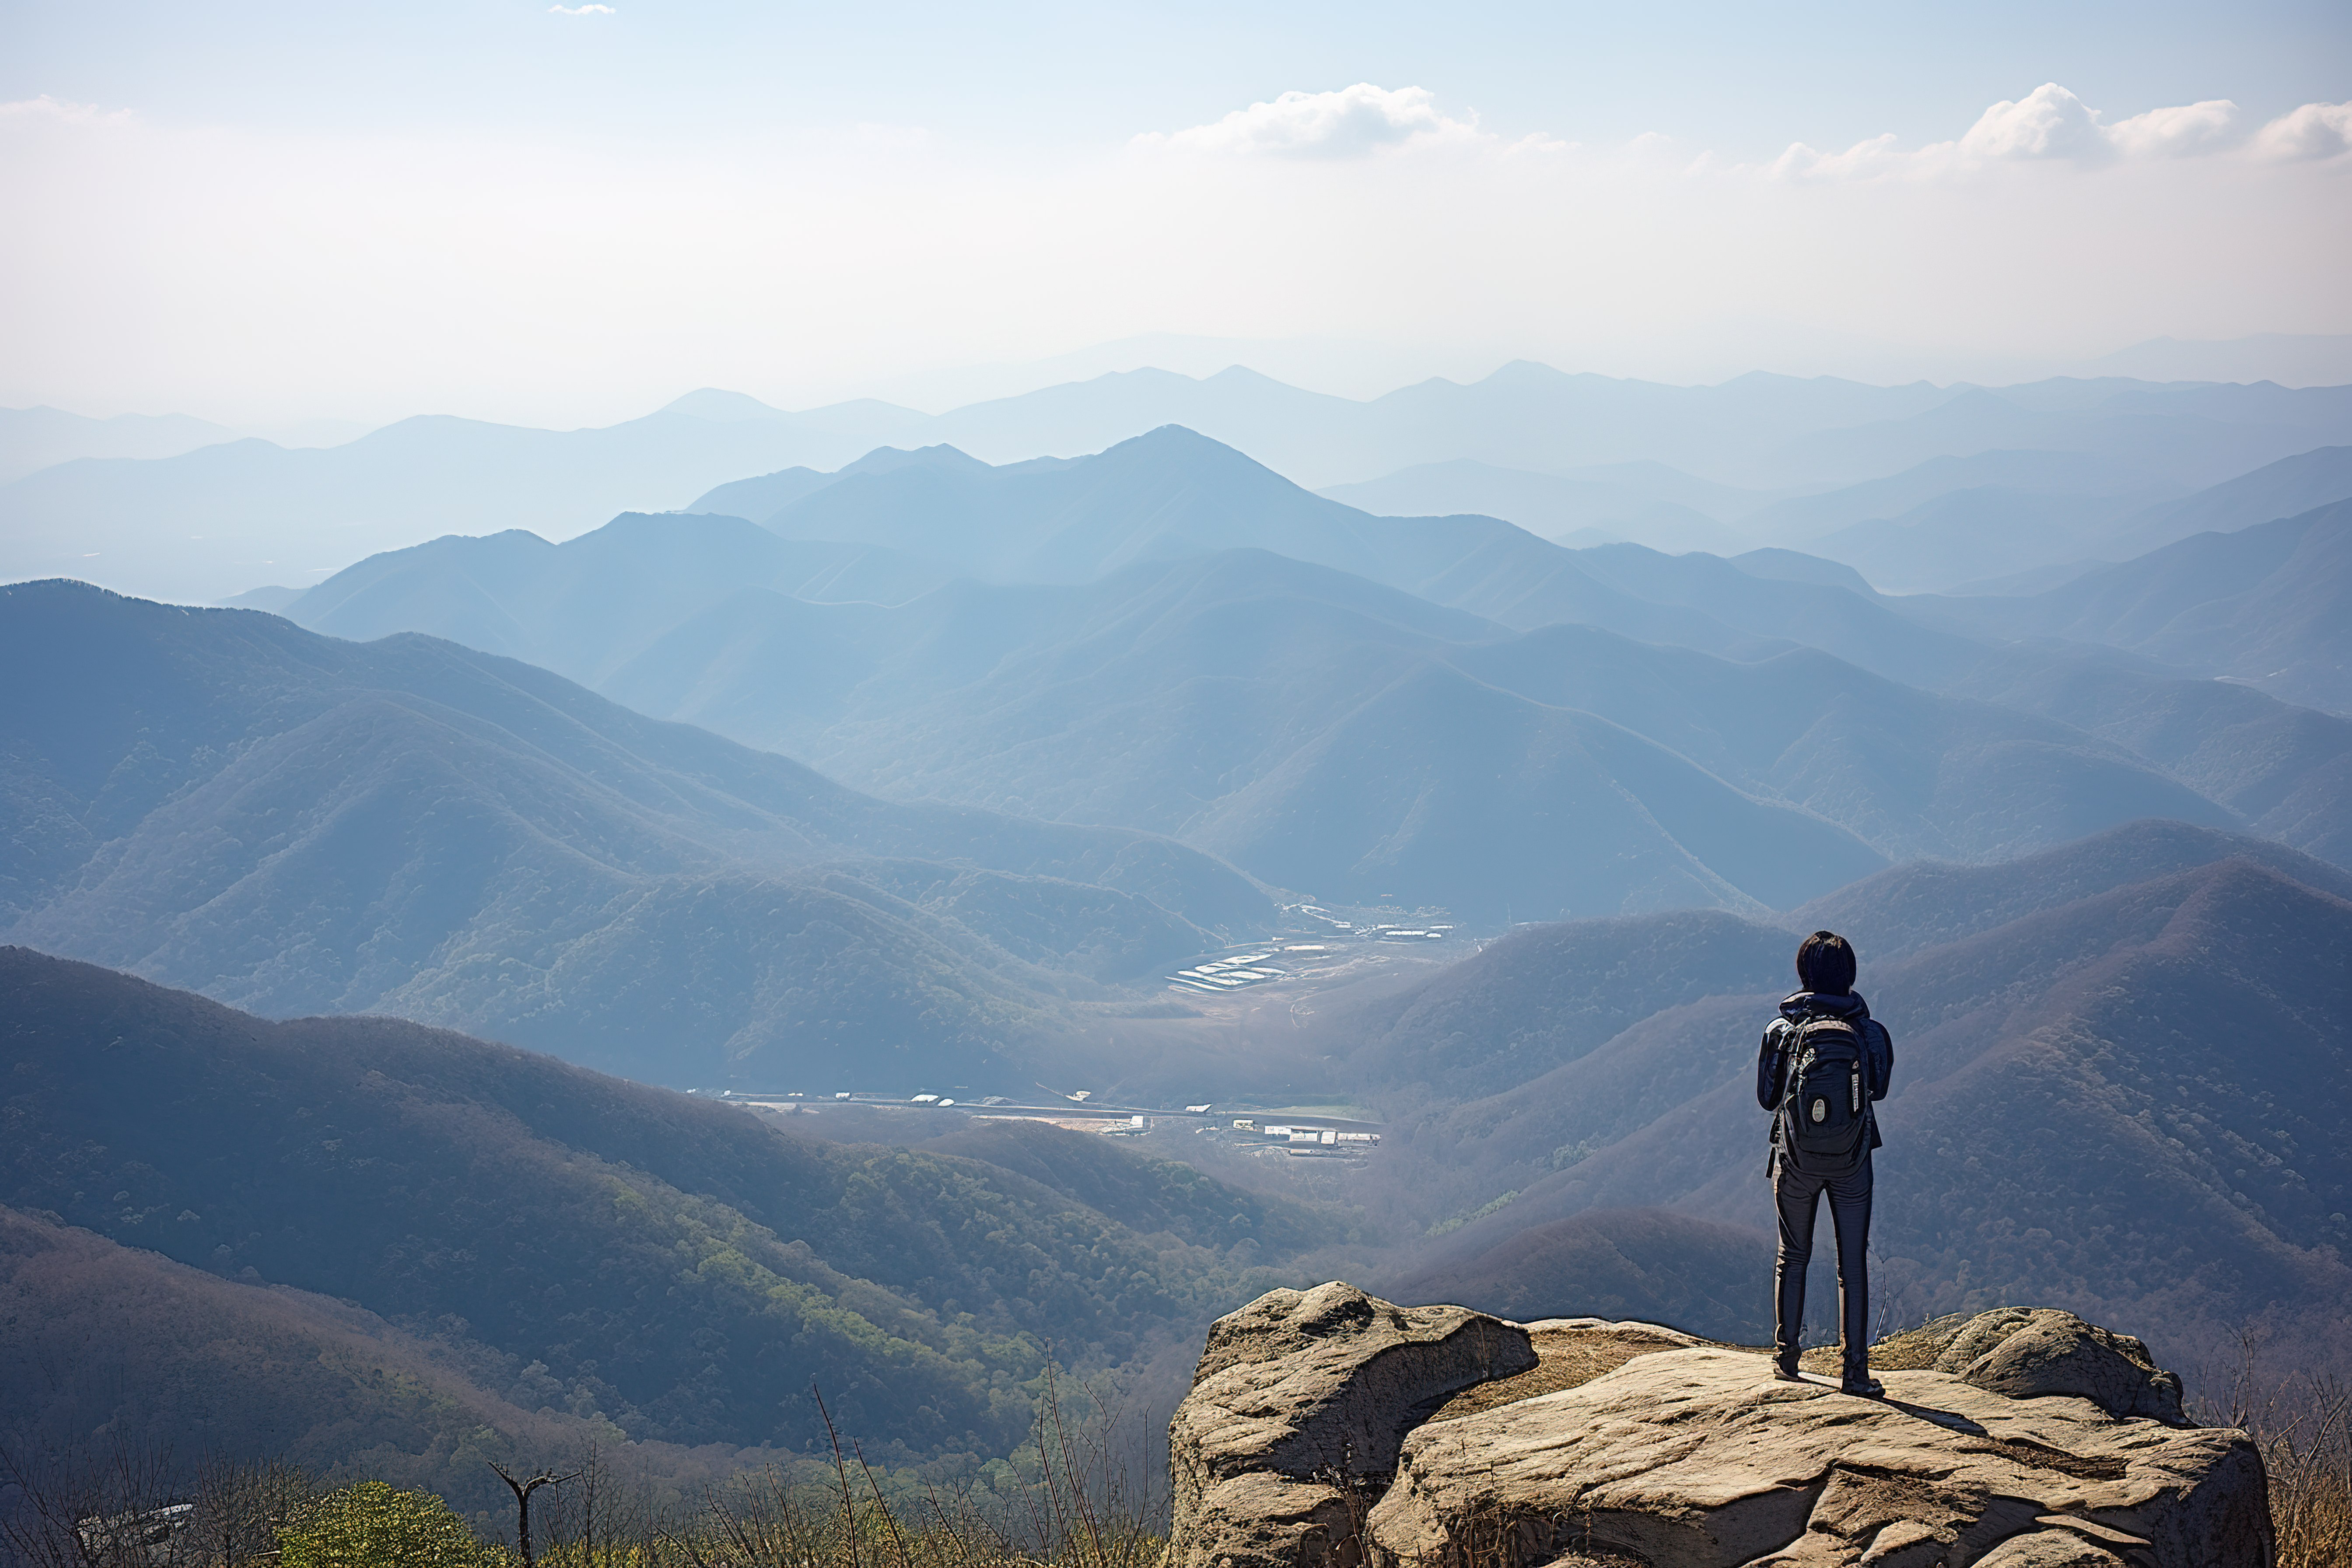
[8,0,2346,149]
[4,1,2347,425]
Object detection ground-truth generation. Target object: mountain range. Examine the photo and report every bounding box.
[1340,444,2352,600]
[1779,445,2352,595]
[1918,500,2352,716]
[0,579,1270,1089]
[0,405,243,485]
[257,429,2352,923]
[9,366,2351,607]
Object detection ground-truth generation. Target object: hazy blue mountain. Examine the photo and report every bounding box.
[0,580,1269,1088]
[262,428,2352,917]
[1313,458,1760,553]
[2087,332,2352,387]
[593,550,1882,919]
[1756,444,2352,594]
[752,426,1986,688]
[1741,448,2175,543]
[921,363,2352,490]
[1793,817,2352,960]
[599,552,2271,919]
[1801,487,2169,594]
[760,424,1399,581]
[1561,459,1791,519]
[288,514,947,682]
[1945,643,2352,867]
[1921,501,2352,716]
[0,404,241,484]
[221,583,306,611]
[0,948,1332,1471]
[1764,382,2352,490]
[1346,842,2352,1360]
[265,430,2352,910]
[2100,444,2352,559]
[690,463,836,519]
[18,365,2349,610]
[0,402,931,606]
[911,357,1912,483]
[1724,548,1878,594]
[1444,627,2236,861]
[292,424,1939,688]
[685,442,1018,524]
[1533,541,1983,686]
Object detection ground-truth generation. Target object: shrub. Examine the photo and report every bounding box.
[279,1480,503,1568]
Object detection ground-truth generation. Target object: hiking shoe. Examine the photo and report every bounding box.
[1770,1357,1804,1383]
[1840,1373,1885,1398]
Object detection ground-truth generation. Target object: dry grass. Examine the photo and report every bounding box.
[2203,1361,2352,1568]
[0,1369,1159,1568]
[521,1369,1162,1568]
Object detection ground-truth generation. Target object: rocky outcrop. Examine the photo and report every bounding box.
[1370,1345,2265,1568]
[1167,1282,1538,1568]
[1166,1288,2269,1568]
[1867,1307,2187,1425]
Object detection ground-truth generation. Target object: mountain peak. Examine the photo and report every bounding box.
[839,443,992,478]
[659,388,789,422]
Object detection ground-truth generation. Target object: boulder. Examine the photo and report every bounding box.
[1870,1308,2188,1425]
[1165,1292,2268,1568]
[1167,1283,1537,1568]
[1366,1345,2270,1568]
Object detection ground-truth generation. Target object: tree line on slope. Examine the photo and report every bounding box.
[0,948,1354,1494]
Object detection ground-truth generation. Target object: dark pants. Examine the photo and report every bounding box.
[1772,1151,1872,1375]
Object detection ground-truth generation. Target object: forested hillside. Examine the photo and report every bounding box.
[0,950,1344,1489]
[0,581,1267,1088]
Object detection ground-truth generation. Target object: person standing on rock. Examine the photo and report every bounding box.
[1757,930,1894,1397]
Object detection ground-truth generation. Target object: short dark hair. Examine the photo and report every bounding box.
[1797,930,1856,994]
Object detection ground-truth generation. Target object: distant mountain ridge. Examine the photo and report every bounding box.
[1914,500,2352,716]
[0,404,242,484]
[269,428,2352,917]
[9,365,2350,607]
[717,426,1988,688]
[0,580,1269,1088]
[1340,444,2352,598]
[1776,444,2352,594]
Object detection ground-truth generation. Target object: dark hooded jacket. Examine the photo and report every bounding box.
[1757,990,1895,1159]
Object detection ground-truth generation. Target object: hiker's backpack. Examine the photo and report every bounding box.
[1778,1015,1869,1166]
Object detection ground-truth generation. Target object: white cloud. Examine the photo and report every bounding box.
[1771,84,2352,181]
[1767,132,1904,182]
[548,4,615,13]
[2106,99,2244,158]
[1956,83,2111,161]
[2253,101,2352,161]
[0,94,133,126]
[1140,84,1479,158]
